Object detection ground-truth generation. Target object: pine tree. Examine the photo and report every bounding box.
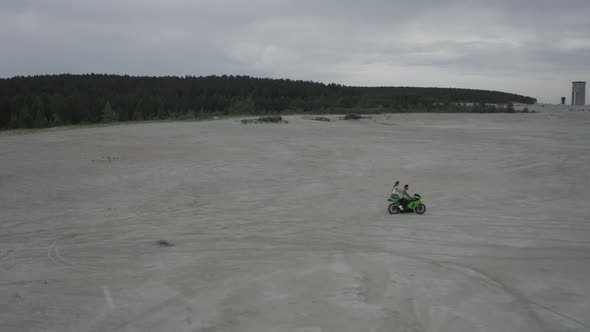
[51,113,63,126]
[32,97,48,128]
[132,100,144,121]
[19,103,32,128]
[101,101,118,123]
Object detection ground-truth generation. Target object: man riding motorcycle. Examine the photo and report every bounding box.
[398,184,412,211]
[387,182,426,215]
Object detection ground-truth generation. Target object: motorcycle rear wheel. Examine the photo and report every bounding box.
[388,203,400,214]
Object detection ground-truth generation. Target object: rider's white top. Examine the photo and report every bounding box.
[400,189,411,199]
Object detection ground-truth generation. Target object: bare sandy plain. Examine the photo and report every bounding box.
[1,107,590,332]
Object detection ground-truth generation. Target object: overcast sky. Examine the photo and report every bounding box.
[2,0,589,102]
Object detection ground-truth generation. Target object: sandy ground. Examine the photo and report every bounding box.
[1,107,590,332]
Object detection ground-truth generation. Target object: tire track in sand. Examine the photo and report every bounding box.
[47,238,104,271]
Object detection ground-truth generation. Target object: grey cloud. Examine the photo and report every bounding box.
[1,0,589,102]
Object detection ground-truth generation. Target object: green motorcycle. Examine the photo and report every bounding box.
[387,193,426,215]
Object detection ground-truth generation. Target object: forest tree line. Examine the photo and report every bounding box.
[0,74,537,129]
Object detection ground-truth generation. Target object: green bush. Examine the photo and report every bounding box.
[228,99,256,114]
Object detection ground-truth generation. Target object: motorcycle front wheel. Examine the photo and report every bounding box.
[388,203,400,214]
[415,204,426,214]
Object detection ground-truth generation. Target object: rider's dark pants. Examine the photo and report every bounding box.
[400,198,410,209]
